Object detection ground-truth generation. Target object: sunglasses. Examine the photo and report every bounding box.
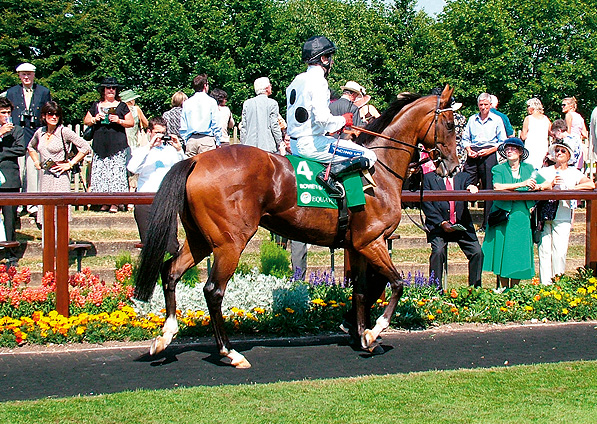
[45,112,59,117]
[105,86,117,90]
[554,147,568,154]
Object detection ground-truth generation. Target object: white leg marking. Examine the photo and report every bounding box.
[149,316,179,356]
[363,316,389,348]
[227,349,251,368]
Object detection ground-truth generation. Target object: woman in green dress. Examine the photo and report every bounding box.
[482,138,549,289]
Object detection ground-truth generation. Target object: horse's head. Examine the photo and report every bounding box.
[416,85,459,177]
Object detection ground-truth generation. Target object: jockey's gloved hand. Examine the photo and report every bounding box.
[342,112,353,128]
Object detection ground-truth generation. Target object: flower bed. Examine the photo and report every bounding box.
[1,264,597,348]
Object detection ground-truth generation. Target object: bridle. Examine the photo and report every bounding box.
[357,95,456,233]
[358,95,454,181]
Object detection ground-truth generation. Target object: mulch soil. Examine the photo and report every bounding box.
[1,321,596,402]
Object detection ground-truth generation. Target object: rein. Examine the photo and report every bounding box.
[354,95,454,181]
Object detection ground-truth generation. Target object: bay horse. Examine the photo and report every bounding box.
[134,85,459,368]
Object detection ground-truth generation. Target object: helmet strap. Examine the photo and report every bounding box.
[320,55,333,77]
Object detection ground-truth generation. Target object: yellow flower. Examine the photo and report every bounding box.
[524,305,533,311]
[587,286,596,294]
[76,326,86,335]
[577,287,587,295]
[589,277,597,284]
[562,308,569,315]
[554,293,562,301]
[427,314,435,321]
[285,308,295,314]
[500,307,508,312]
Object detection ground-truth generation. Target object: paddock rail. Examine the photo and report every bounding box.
[0,190,596,317]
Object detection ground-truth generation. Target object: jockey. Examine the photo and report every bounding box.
[286,35,377,197]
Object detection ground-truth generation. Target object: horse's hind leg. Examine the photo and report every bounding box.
[204,244,251,368]
[150,238,209,355]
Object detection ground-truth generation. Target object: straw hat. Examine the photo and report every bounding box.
[340,81,365,95]
[548,141,575,165]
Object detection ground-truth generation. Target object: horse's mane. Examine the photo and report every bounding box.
[356,92,422,146]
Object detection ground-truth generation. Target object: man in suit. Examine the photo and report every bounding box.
[0,97,27,242]
[422,169,484,288]
[5,63,51,214]
[240,77,283,153]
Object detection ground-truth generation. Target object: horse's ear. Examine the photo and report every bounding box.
[440,85,454,108]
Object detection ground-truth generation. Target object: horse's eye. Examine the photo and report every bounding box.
[446,122,455,131]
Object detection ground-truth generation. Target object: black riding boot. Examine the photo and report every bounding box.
[316,157,370,198]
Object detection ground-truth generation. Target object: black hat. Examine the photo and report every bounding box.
[497,137,529,161]
[97,77,123,88]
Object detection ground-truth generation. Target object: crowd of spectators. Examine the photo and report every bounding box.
[1,59,596,283]
[437,91,596,290]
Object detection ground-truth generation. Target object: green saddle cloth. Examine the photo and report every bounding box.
[286,155,366,209]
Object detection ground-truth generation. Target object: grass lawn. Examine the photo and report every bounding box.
[0,360,595,423]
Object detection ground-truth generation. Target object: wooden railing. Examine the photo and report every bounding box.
[1,189,596,316]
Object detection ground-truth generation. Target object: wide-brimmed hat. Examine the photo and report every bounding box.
[16,63,36,72]
[497,137,529,161]
[97,77,123,88]
[340,81,365,95]
[120,89,139,103]
[548,141,575,165]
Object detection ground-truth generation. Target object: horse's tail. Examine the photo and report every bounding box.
[134,158,197,302]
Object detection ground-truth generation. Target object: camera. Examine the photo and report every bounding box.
[161,134,172,143]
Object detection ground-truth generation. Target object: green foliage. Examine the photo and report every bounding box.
[234,261,253,276]
[259,241,292,279]
[272,282,310,316]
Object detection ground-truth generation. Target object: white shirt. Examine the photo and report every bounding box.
[127,144,185,192]
[537,165,584,219]
[286,65,345,139]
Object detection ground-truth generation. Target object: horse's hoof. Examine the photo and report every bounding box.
[366,343,385,355]
[149,336,167,356]
[231,357,252,369]
[362,329,376,348]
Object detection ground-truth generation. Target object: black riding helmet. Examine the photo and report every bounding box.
[302,36,336,75]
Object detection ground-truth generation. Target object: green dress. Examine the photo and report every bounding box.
[482,162,537,279]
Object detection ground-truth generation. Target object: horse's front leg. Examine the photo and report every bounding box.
[357,238,404,349]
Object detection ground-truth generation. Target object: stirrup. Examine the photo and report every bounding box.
[316,172,344,198]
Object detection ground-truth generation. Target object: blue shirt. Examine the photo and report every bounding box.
[462,112,507,149]
[179,91,223,144]
[490,108,514,137]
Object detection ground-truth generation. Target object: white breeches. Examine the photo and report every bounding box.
[290,135,377,166]
[538,219,572,285]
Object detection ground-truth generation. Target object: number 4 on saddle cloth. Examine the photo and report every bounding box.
[286,155,370,208]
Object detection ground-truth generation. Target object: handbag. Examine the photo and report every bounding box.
[82,126,94,141]
[488,208,509,227]
[60,128,81,174]
[536,200,558,221]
